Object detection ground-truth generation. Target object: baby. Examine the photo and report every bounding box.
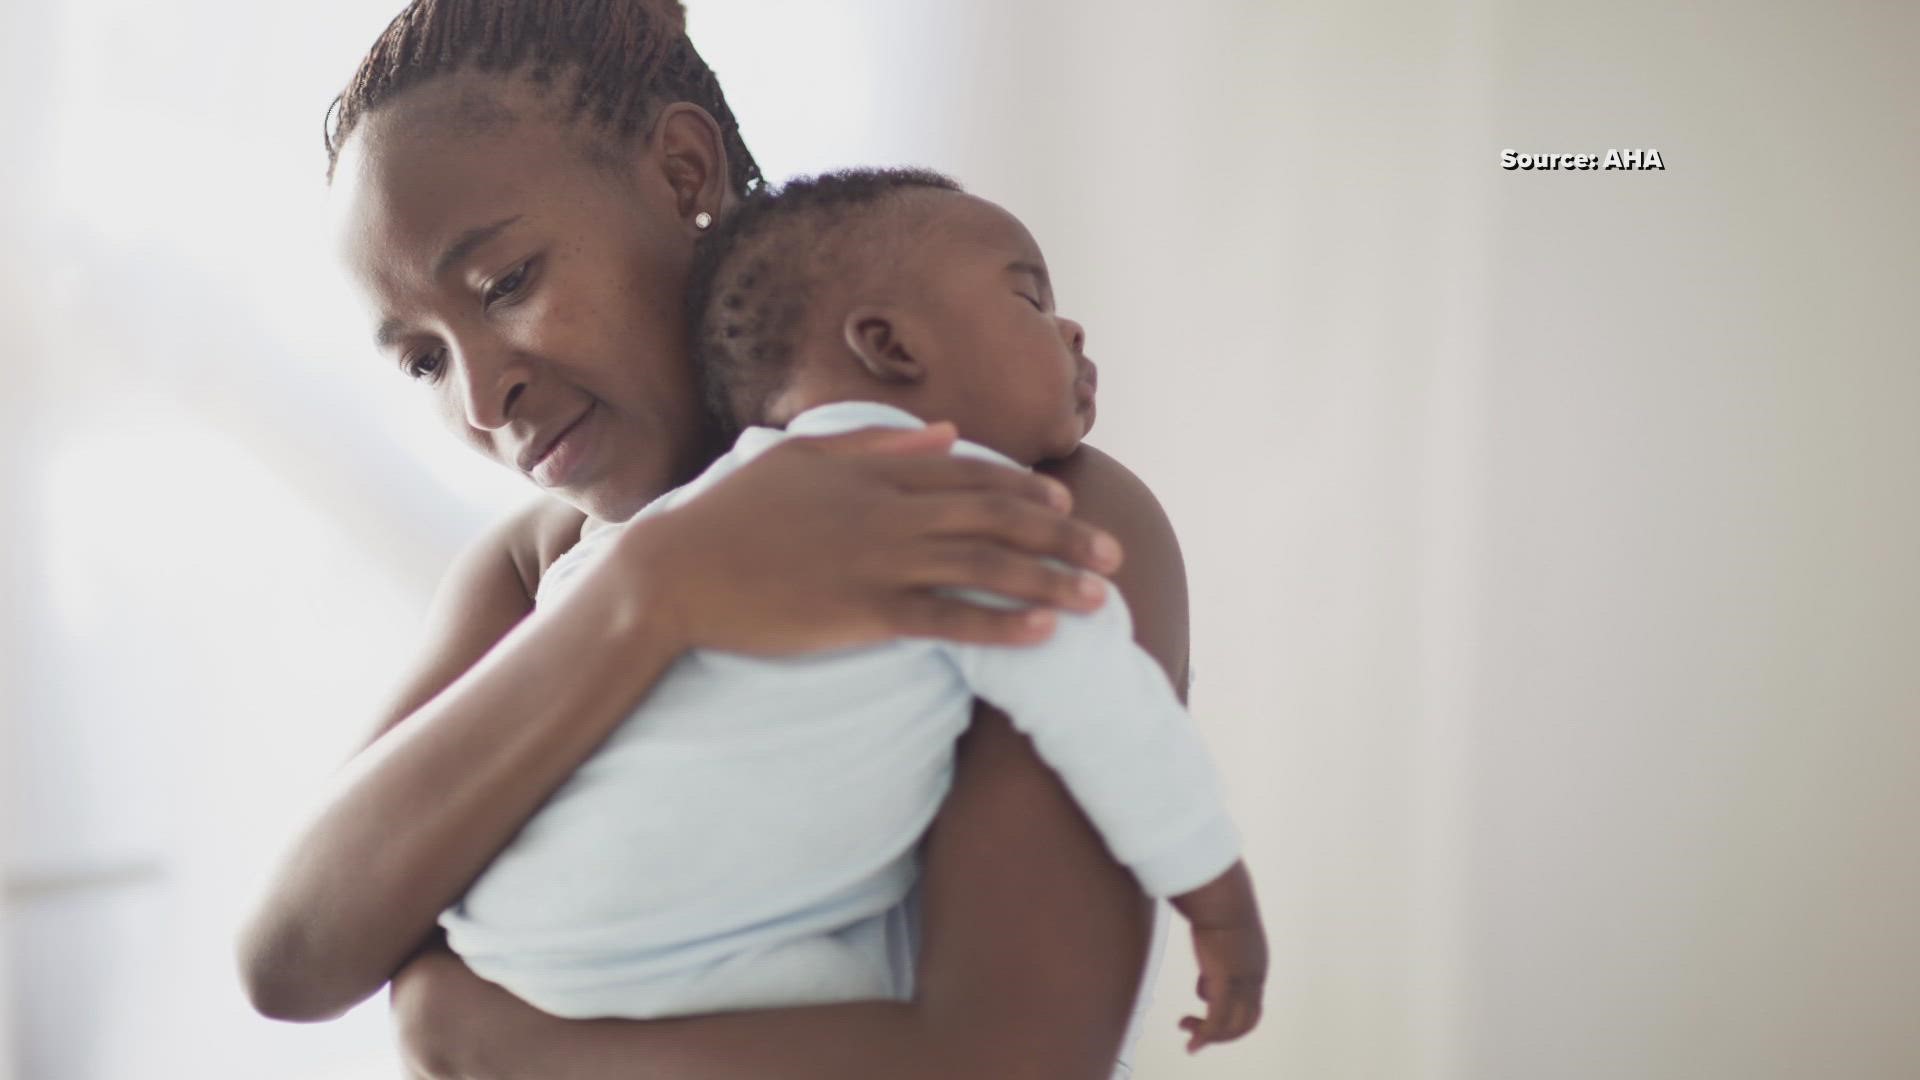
[440,168,1267,1052]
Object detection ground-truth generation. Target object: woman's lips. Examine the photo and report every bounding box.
[529,404,597,488]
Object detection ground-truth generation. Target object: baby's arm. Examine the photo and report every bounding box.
[949,587,1237,891]
[1169,861,1266,1051]
[946,562,1268,1049]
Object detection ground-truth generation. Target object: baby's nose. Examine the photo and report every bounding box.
[1057,316,1086,353]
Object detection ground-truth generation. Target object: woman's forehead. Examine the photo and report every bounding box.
[332,102,605,285]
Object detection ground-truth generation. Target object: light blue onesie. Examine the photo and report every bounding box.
[441,401,1237,1058]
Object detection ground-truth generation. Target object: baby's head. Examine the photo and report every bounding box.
[687,168,1096,465]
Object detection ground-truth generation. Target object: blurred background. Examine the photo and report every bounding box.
[2,1,1915,1077]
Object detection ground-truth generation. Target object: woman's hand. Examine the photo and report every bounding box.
[613,422,1125,655]
[391,939,534,1080]
[389,940,476,1080]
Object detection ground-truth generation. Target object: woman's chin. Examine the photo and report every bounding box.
[575,488,650,525]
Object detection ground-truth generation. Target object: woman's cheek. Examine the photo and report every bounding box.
[506,288,566,342]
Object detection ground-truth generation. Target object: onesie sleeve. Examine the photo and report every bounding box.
[943,588,1242,898]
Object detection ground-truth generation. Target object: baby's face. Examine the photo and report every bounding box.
[901,193,1096,464]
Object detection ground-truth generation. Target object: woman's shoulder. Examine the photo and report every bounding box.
[487,497,593,600]
[1038,443,1190,695]
[357,497,588,743]
[1039,444,1171,538]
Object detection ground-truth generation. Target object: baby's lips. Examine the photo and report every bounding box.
[1073,359,1099,411]
[1075,358,1099,394]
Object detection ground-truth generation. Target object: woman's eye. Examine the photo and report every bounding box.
[403,348,445,381]
[1019,292,1045,311]
[484,262,532,308]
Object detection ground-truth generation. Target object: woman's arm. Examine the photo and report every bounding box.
[394,443,1189,1079]
[238,496,672,1023]
[236,424,1123,1022]
[396,707,1153,1080]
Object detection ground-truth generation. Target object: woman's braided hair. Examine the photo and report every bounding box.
[323,0,762,192]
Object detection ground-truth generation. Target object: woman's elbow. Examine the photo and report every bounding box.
[235,920,362,1022]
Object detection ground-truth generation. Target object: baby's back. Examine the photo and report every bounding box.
[442,637,971,1017]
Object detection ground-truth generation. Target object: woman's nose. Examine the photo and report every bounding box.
[454,343,531,431]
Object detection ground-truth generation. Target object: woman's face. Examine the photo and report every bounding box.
[332,76,717,522]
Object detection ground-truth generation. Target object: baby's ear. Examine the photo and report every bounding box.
[843,307,927,384]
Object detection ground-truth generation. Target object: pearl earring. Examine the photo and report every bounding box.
[693,211,713,231]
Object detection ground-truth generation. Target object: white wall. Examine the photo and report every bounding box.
[1464,4,1920,1077]
[3,2,1915,1077]
[1,6,484,1076]
[776,2,1919,1077]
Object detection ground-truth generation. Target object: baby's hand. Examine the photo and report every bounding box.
[1168,860,1268,1053]
[1178,919,1268,1052]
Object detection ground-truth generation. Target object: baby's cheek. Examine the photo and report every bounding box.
[1040,410,1089,463]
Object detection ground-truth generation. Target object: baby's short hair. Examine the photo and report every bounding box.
[686,167,963,433]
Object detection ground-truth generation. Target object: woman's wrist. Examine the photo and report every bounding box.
[600,507,700,657]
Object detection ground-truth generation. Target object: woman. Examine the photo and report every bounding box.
[238,3,1192,1076]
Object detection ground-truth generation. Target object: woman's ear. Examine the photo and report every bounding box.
[650,102,733,230]
[843,307,928,384]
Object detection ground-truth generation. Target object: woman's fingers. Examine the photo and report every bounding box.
[896,490,1120,578]
[793,419,959,456]
[619,423,1127,654]
[778,429,1117,570]
[860,448,1076,511]
[898,538,1109,613]
[884,592,1059,646]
